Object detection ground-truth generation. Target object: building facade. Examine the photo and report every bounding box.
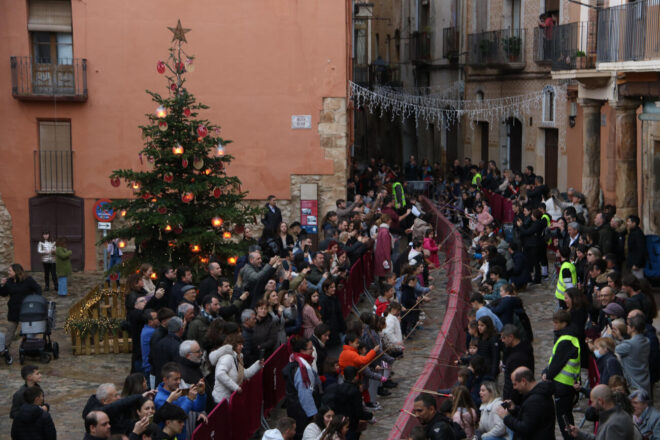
[0,0,350,271]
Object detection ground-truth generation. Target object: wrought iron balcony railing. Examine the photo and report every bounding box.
[597,0,660,63]
[467,28,526,69]
[411,31,432,64]
[11,56,87,101]
[443,27,459,60]
[534,22,597,70]
[353,64,401,88]
[34,150,74,194]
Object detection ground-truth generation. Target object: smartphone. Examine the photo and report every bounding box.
[562,414,571,428]
[158,282,167,290]
[148,415,153,424]
[180,387,189,395]
[501,401,510,409]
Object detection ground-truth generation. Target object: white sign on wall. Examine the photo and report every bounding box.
[291,115,312,129]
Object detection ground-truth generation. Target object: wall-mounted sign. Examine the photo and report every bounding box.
[93,199,116,222]
[291,115,312,129]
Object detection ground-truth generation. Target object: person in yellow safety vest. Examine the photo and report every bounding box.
[538,202,552,279]
[554,246,577,310]
[543,310,580,440]
[469,166,482,187]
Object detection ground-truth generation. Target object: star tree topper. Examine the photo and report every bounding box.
[168,19,191,43]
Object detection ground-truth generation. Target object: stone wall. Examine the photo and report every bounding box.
[0,192,15,272]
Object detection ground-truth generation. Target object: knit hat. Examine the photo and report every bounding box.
[181,284,197,295]
[602,302,625,318]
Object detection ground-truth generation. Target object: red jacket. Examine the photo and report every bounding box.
[338,345,377,373]
[374,225,392,277]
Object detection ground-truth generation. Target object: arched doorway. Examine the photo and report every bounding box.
[506,117,522,172]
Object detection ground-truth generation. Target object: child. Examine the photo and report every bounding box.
[374,284,395,317]
[458,340,479,366]
[382,302,404,354]
[322,357,340,389]
[10,365,47,419]
[485,266,506,301]
[423,229,440,268]
[338,332,378,374]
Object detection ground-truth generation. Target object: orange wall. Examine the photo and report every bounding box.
[0,0,348,270]
[566,103,584,192]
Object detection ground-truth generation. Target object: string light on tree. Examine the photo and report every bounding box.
[216,143,225,156]
[222,231,231,239]
[211,217,223,228]
[156,106,167,118]
[172,144,184,155]
[227,256,237,265]
[164,224,172,232]
[190,244,201,253]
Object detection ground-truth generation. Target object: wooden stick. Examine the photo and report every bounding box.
[401,409,416,417]
[411,387,452,397]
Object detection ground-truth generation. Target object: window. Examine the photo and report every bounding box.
[32,32,73,64]
[542,87,555,123]
[38,121,73,193]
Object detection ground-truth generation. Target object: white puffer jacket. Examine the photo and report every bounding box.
[478,397,508,439]
[209,344,262,404]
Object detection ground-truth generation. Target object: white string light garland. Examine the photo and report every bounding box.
[350,81,565,127]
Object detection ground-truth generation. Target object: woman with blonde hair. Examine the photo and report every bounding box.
[139,263,156,295]
[476,381,508,440]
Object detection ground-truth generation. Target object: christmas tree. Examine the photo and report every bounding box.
[104,20,261,276]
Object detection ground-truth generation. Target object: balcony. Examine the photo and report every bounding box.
[411,31,432,64]
[34,150,74,194]
[443,27,460,61]
[467,29,526,69]
[352,64,401,88]
[11,57,87,102]
[534,22,597,70]
[597,0,660,65]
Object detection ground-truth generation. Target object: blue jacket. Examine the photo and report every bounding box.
[154,383,206,415]
[140,326,155,374]
[476,306,503,332]
[395,276,430,303]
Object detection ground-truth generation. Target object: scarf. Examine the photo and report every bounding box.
[292,353,315,387]
[199,309,216,323]
[234,352,245,385]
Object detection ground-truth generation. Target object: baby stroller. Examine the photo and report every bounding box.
[18,294,59,364]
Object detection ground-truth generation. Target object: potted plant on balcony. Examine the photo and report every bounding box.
[503,36,522,62]
[575,50,586,69]
[479,39,493,62]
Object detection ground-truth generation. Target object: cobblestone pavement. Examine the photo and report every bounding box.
[0,271,131,440]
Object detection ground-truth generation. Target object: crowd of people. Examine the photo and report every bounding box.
[1,154,659,440]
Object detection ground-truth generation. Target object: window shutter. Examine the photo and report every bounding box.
[28,0,72,33]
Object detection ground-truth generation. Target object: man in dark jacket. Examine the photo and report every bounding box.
[525,176,548,207]
[594,211,616,255]
[241,309,260,366]
[323,366,372,439]
[319,281,346,348]
[151,317,184,386]
[10,386,56,440]
[500,324,535,405]
[81,383,148,435]
[413,393,457,440]
[169,267,193,310]
[626,215,647,277]
[197,262,223,305]
[515,209,544,284]
[261,195,282,239]
[497,366,555,440]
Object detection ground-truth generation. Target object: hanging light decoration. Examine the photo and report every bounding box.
[132,182,140,190]
[190,244,201,253]
[222,231,231,239]
[120,209,127,217]
[118,240,127,249]
[216,142,225,156]
[227,256,237,265]
[156,106,167,118]
[211,217,223,228]
[164,224,172,232]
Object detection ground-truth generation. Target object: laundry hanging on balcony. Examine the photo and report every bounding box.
[350,81,564,127]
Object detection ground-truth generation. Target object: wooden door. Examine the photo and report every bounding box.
[508,118,523,172]
[480,122,489,161]
[30,195,84,271]
[544,129,559,189]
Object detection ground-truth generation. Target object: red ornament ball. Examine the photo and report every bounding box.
[212,187,222,198]
[183,108,191,117]
[156,61,166,74]
[234,225,245,235]
[141,193,152,200]
[174,225,183,234]
[181,192,194,203]
[163,172,174,183]
[157,205,167,214]
[197,125,208,138]
[181,159,189,168]
[170,83,177,92]
[109,273,119,281]
[177,62,185,73]
[110,177,121,187]
[158,121,168,131]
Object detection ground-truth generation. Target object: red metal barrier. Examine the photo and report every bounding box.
[228,369,264,440]
[192,399,230,439]
[387,198,471,440]
[483,190,514,224]
[262,342,292,416]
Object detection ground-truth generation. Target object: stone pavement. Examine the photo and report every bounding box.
[0,271,131,440]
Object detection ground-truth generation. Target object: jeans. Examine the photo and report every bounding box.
[58,276,68,296]
[43,262,57,289]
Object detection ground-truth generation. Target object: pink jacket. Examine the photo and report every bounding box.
[423,237,440,266]
[301,304,322,338]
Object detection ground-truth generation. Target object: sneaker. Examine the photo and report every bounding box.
[365,402,382,410]
[383,379,398,388]
[377,387,391,396]
[2,350,13,365]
